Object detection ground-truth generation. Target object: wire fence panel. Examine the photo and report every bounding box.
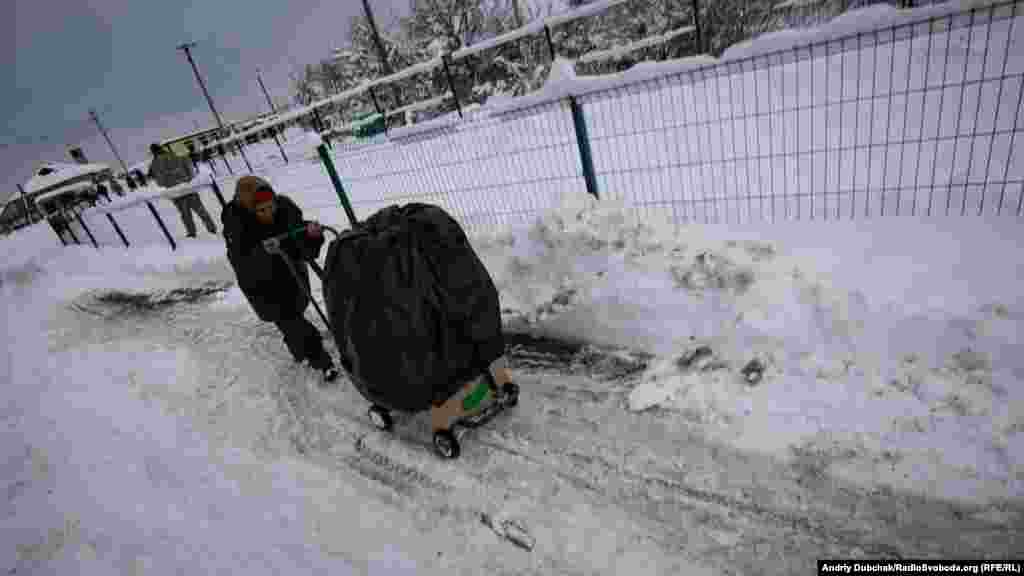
[67,2,1024,255]
[578,0,1024,224]
[326,101,587,234]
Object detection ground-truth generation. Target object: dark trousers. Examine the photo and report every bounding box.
[274,315,332,370]
[172,193,217,237]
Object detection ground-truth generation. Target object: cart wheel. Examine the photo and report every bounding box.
[501,382,520,407]
[368,406,393,432]
[433,429,460,460]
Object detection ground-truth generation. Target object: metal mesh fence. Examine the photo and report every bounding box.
[327,101,588,233]
[72,1,1024,252]
[313,0,1023,232]
[578,0,1024,224]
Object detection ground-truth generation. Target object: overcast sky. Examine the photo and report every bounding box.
[2,0,407,201]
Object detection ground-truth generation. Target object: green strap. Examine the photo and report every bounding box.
[462,379,491,412]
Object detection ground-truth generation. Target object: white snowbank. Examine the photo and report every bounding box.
[474,190,1024,505]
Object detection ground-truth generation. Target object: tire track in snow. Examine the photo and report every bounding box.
[48,293,1023,574]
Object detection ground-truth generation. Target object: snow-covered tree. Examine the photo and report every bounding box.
[699,0,783,56]
[291,0,870,124]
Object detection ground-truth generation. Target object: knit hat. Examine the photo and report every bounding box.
[235,175,275,211]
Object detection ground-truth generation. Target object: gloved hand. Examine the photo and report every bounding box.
[306,221,322,239]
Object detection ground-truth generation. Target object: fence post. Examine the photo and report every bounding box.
[145,200,177,251]
[209,177,227,208]
[62,211,81,245]
[312,108,326,138]
[369,86,389,136]
[316,143,359,228]
[272,132,290,164]
[105,213,130,247]
[218,145,234,175]
[75,212,100,249]
[568,97,599,199]
[47,217,68,246]
[441,54,464,119]
[238,141,254,173]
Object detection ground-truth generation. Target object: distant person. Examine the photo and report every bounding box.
[148,142,217,238]
[108,177,125,197]
[186,141,201,171]
[221,175,339,384]
[95,182,110,203]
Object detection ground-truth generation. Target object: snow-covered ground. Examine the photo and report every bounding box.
[4,175,1023,573]
[4,2,1024,574]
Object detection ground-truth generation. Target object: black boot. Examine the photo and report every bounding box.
[308,350,338,385]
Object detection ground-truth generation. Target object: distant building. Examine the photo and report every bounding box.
[158,126,228,158]
[0,161,112,233]
[159,111,290,158]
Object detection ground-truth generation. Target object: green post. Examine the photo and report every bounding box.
[568,96,599,199]
[316,143,359,228]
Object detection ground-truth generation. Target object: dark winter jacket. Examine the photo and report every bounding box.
[221,194,324,323]
[149,153,195,188]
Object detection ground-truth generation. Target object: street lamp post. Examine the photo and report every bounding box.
[257,71,289,163]
[177,42,224,129]
[89,108,130,175]
[257,68,288,146]
[177,41,253,171]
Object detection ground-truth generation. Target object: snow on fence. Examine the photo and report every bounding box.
[62,179,234,250]
[315,0,1024,233]
[576,25,697,65]
[578,0,1024,224]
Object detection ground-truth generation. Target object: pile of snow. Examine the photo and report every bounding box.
[474,190,1023,505]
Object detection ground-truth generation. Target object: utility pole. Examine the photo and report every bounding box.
[258,69,289,161]
[178,41,253,171]
[177,41,225,130]
[89,108,129,175]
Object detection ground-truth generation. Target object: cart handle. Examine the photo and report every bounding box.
[262,223,346,255]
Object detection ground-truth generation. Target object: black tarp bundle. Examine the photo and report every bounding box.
[323,203,504,413]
